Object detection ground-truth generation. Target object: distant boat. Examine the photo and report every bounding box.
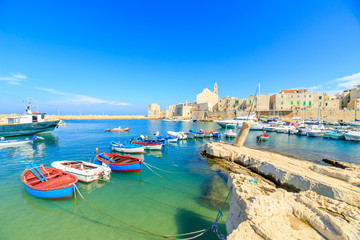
[110,141,145,153]
[0,134,38,147]
[210,131,222,138]
[157,135,178,142]
[323,131,345,140]
[51,160,111,182]
[256,133,269,141]
[344,131,360,141]
[105,127,129,132]
[21,162,78,199]
[0,103,59,137]
[167,131,187,140]
[95,152,143,172]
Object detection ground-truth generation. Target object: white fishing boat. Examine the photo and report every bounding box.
[51,161,111,183]
[0,134,38,147]
[167,131,187,140]
[215,113,263,130]
[344,131,360,141]
[110,141,145,153]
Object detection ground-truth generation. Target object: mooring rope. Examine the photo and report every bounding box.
[73,184,228,239]
[144,162,187,174]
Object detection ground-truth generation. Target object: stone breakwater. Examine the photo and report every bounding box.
[203,142,360,240]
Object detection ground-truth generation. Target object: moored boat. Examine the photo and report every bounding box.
[131,141,163,150]
[105,127,129,132]
[110,141,145,153]
[210,131,222,138]
[51,161,111,182]
[95,152,143,172]
[224,129,237,138]
[256,133,269,141]
[167,131,187,140]
[323,131,345,140]
[21,162,78,199]
[0,134,38,147]
[344,131,360,141]
[0,102,60,137]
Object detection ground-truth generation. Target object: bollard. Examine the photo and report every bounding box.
[232,121,252,147]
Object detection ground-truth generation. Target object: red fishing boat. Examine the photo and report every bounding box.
[256,133,269,141]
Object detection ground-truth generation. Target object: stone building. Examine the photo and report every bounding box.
[196,83,219,112]
[148,104,161,118]
[270,89,325,111]
[217,96,243,111]
[173,102,193,119]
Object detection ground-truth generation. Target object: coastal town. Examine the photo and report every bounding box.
[148,83,360,122]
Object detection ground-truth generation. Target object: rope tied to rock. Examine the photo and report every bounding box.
[236,178,257,183]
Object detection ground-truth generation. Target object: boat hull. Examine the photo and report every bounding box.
[23,183,77,199]
[132,142,162,150]
[344,133,360,141]
[95,154,142,172]
[112,145,145,153]
[0,120,59,137]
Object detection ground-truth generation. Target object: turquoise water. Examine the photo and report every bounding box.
[1,120,359,240]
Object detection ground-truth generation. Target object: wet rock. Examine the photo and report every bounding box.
[198,175,229,210]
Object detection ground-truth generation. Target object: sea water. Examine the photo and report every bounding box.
[0,120,359,240]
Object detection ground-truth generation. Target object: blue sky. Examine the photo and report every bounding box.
[0,0,360,115]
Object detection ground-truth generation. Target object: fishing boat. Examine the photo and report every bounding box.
[256,133,269,141]
[210,131,222,138]
[0,102,60,137]
[215,113,263,130]
[344,131,360,141]
[0,134,38,147]
[323,131,345,140]
[201,131,212,137]
[104,127,129,132]
[21,162,78,199]
[167,131,187,140]
[110,141,145,153]
[131,140,163,150]
[95,151,143,172]
[224,129,237,138]
[189,131,205,138]
[157,135,178,142]
[51,161,111,182]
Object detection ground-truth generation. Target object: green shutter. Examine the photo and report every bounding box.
[325,103,328,106]
[249,100,251,104]
[309,101,312,106]
[291,101,293,105]
[319,96,322,99]
[297,101,300,105]
[303,101,306,106]
[281,101,283,105]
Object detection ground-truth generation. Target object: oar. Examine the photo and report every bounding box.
[95,149,115,162]
[26,164,45,182]
[30,162,47,181]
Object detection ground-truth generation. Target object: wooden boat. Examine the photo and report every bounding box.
[202,132,212,137]
[257,133,269,141]
[131,141,162,150]
[210,131,222,138]
[110,141,145,153]
[21,162,78,199]
[0,134,38,147]
[51,161,111,182]
[95,152,143,172]
[105,127,129,132]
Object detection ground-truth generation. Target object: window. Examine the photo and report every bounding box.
[281,101,283,105]
[303,101,306,106]
[342,101,344,105]
[309,101,312,106]
[291,101,293,105]
[309,95,312,98]
[304,95,306,98]
[249,100,252,104]
[348,96,351,99]
[319,96,322,100]
[297,101,300,105]
[325,103,328,106]
[291,95,293,98]
[281,95,283,98]
[297,95,299,98]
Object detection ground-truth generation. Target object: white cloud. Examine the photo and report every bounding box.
[35,87,130,106]
[0,72,27,85]
[335,72,360,89]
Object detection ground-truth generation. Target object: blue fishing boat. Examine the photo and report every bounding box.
[157,135,178,142]
[95,152,143,172]
[21,162,78,199]
[0,134,38,147]
[210,131,222,138]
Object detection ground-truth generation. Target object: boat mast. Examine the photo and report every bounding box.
[258,82,260,121]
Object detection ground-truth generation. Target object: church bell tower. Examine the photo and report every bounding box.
[214,82,218,96]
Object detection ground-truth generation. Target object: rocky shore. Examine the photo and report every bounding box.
[203,142,360,240]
